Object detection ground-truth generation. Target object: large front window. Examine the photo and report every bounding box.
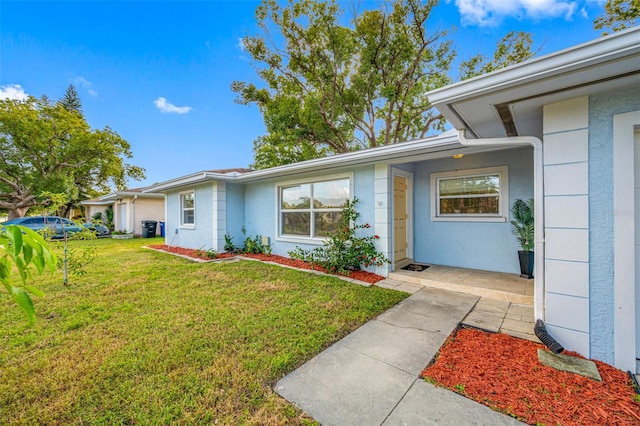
[180,191,195,226]
[431,166,508,222]
[279,177,350,239]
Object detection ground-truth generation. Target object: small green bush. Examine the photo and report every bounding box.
[289,198,388,274]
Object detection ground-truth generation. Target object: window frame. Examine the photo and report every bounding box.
[276,173,353,244]
[430,166,509,222]
[179,190,195,228]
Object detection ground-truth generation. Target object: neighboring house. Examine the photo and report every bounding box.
[81,188,165,235]
[145,27,640,372]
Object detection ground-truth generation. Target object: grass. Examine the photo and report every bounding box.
[1,237,408,425]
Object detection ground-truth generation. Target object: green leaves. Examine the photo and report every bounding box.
[235,0,536,169]
[0,224,57,325]
[510,199,535,252]
[594,0,639,35]
[0,94,145,218]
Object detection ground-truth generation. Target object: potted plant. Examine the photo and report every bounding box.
[510,198,534,279]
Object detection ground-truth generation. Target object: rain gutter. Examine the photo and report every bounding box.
[458,130,545,320]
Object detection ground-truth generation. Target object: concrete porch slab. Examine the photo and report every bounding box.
[389,264,533,305]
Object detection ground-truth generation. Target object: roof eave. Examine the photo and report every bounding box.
[427,26,640,109]
[144,132,462,191]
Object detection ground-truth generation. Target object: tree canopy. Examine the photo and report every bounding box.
[0,96,145,219]
[233,0,534,169]
[594,0,639,34]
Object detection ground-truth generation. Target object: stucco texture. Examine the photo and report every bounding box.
[412,148,534,274]
[589,86,640,363]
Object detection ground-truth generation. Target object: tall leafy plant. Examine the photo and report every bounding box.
[510,198,534,252]
[289,198,388,274]
[1,225,57,324]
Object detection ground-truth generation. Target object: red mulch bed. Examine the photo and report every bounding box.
[147,244,385,284]
[422,327,640,425]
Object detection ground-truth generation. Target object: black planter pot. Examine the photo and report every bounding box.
[518,250,534,279]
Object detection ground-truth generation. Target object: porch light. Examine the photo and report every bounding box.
[452,154,464,159]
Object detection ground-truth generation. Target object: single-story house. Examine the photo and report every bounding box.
[81,188,165,235]
[145,27,640,372]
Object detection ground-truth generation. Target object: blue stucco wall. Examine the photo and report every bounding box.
[412,147,534,273]
[588,86,640,363]
[243,165,376,259]
[165,183,214,250]
[225,182,245,249]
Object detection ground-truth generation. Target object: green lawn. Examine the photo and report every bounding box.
[0,237,407,425]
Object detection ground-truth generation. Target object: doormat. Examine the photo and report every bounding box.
[401,263,430,272]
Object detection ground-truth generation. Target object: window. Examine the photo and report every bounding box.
[180,191,195,226]
[279,176,351,240]
[431,166,508,222]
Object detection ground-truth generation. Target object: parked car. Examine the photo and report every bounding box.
[1,216,83,239]
[83,222,111,237]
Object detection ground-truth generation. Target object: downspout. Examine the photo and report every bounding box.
[458,130,545,320]
[132,195,138,235]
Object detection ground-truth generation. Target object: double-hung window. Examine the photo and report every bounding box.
[279,176,351,240]
[431,166,508,222]
[180,191,195,226]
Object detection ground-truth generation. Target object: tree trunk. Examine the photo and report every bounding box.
[8,206,30,220]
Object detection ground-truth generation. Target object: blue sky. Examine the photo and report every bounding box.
[1,0,606,188]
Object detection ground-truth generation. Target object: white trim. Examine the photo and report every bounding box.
[457,131,545,321]
[427,27,640,105]
[613,110,640,372]
[275,173,354,243]
[163,194,168,242]
[179,189,195,229]
[392,168,414,264]
[430,166,509,222]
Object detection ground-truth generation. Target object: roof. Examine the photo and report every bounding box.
[79,187,165,205]
[145,129,520,192]
[427,26,640,139]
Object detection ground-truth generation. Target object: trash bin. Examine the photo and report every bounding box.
[159,221,165,237]
[141,220,158,238]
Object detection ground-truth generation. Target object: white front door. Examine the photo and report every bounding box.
[119,203,127,232]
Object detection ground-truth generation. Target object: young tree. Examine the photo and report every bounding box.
[233,0,534,169]
[594,0,639,34]
[0,96,145,219]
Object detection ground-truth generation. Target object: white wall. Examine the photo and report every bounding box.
[542,96,590,357]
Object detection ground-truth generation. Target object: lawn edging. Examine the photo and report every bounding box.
[143,245,375,287]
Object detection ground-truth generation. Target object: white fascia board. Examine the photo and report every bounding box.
[101,191,165,200]
[142,172,236,193]
[427,26,640,107]
[79,200,112,206]
[143,132,462,191]
[236,133,461,182]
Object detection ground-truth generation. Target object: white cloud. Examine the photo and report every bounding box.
[453,0,582,26]
[237,37,246,52]
[72,76,98,96]
[153,97,192,114]
[0,84,29,101]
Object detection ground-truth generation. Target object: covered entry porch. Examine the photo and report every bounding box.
[389,264,533,305]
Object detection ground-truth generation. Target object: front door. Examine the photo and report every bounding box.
[394,175,408,265]
[119,203,127,232]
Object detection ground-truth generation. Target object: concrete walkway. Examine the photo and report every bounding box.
[275,286,525,425]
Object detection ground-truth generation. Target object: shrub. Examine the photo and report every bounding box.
[226,228,272,255]
[289,198,388,274]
